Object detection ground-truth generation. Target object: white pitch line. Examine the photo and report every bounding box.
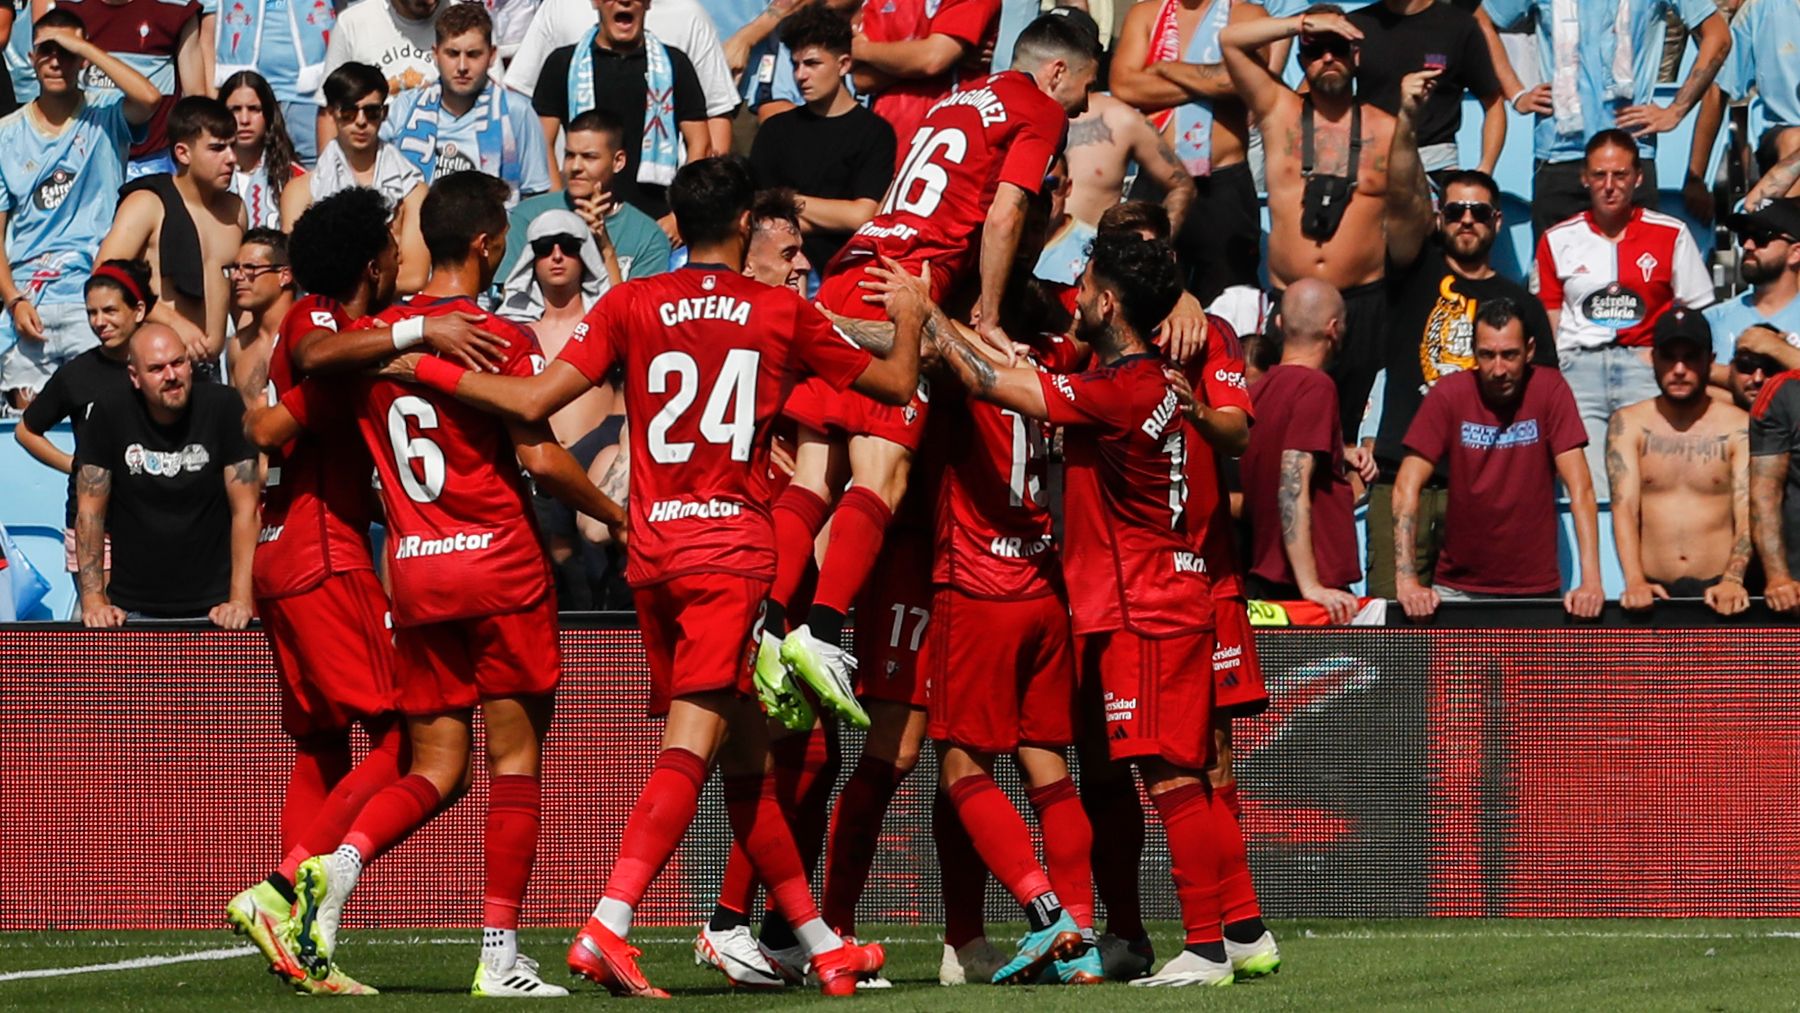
[0,945,255,983]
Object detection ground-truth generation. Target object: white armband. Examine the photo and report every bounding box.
[391,316,425,349]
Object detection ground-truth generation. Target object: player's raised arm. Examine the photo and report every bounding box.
[404,350,601,425]
[294,310,511,375]
[842,258,926,406]
[863,256,1045,416]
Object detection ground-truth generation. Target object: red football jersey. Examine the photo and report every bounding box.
[863,0,1002,152]
[298,295,550,626]
[558,265,873,586]
[832,70,1067,291]
[1038,353,1213,636]
[934,360,1058,600]
[253,295,380,600]
[1180,315,1253,601]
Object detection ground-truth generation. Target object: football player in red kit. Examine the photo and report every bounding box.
[763,16,1098,745]
[396,157,927,997]
[930,232,1243,987]
[229,186,517,996]
[261,173,626,997]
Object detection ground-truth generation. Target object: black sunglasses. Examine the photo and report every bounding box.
[1734,352,1782,375]
[1298,35,1356,61]
[531,234,583,259]
[1740,227,1794,248]
[334,101,386,122]
[1442,201,1497,224]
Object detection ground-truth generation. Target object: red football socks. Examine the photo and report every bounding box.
[811,485,893,618]
[769,485,831,625]
[947,773,1054,909]
[278,719,405,882]
[341,772,442,863]
[934,789,988,949]
[821,756,906,934]
[1152,783,1224,945]
[1027,777,1095,930]
[715,725,839,924]
[1214,784,1263,926]
[1084,776,1147,940]
[603,747,708,907]
[281,732,352,853]
[483,774,541,929]
[723,774,823,929]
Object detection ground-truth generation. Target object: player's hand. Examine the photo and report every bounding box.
[1397,68,1442,119]
[1156,293,1208,365]
[1705,578,1750,617]
[423,311,508,372]
[377,351,424,381]
[1563,580,1605,620]
[1616,102,1681,138]
[1395,580,1439,621]
[607,517,629,550]
[1164,365,1200,418]
[1297,11,1362,41]
[1511,83,1553,116]
[209,599,254,630]
[9,298,43,341]
[769,438,797,478]
[972,313,1018,366]
[80,595,126,628]
[1303,584,1361,625]
[861,257,931,319]
[1619,581,1668,612]
[1765,578,1800,614]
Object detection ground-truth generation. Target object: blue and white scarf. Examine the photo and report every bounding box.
[212,0,333,95]
[391,82,519,190]
[567,27,679,187]
[1147,0,1232,177]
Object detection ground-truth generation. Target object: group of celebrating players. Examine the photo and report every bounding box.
[221,14,1278,999]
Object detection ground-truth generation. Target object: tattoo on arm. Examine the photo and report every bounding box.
[1277,450,1306,547]
[1727,432,1753,581]
[1750,454,1791,581]
[1603,414,1629,499]
[227,458,259,486]
[1670,49,1725,115]
[597,452,629,505]
[829,314,896,355]
[1393,499,1418,583]
[75,464,110,597]
[942,330,998,392]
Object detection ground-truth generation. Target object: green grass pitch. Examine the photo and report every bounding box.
[4,920,1799,1011]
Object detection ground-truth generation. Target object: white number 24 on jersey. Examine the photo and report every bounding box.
[646,349,760,464]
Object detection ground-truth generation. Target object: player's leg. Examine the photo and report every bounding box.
[818,700,926,936]
[783,433,913,726]
[756,429,845,729]
[1019,747,1099,984]
[1131,757,1231,988]
[1074,642,1152,980]
[470,692,565,996]
[939,744,1085,984]
[933,785,1002,985]
[281,732,353,855]
[1210,723,1278,978]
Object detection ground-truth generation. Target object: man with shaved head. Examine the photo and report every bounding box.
[1241,279,1367,622]
[73,323,259,626]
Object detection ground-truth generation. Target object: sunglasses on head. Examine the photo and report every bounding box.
[531,234,583,259]
[335,101,386,123]
[1734,352,1782,375]
[1298,35,1355,61]
[1442,201,1497,224]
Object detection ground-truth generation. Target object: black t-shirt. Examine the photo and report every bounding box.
[533,41,708,220]
[1350,2,1499,149]
[21,347,134,526]
[80,382,253,616]
[1377,238,1558,470]
[749,104,897,271]
[1750,377,1800,578]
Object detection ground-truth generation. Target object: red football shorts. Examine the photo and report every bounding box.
[1078,628,1216,770]
[635,573,770,717]
[925,588,1076,752]
[259,569,399,737]
[1211,596,1268,718]
[852,528,933,708]
[393,592,561,714]
[783,378,931,452]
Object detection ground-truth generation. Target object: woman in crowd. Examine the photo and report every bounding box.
[221,71,302,231]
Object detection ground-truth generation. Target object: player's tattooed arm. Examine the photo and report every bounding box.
[74,464,124,627]
[825,312,896,355]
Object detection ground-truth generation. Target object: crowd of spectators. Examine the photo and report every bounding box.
[6,0,1800,623]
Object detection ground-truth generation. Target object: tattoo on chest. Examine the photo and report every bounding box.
[1067,116,1114,151]
[1643,431,1730,466]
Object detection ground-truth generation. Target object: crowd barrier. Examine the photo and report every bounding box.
[5,602,1796,931]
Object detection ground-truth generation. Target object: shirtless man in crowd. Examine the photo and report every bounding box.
[1222,5,1412,434]
[1606,308,1752,617]
[1063,94,1194,236]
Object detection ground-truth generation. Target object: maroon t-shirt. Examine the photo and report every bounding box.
[62,0,200,159]
[1402,368,1587,594]
[1243,364,1359,590]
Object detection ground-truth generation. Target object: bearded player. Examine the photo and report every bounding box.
[261,173,625,996]
[228,186,517,995]
[931,231,1245,987]
[395,157,926,997]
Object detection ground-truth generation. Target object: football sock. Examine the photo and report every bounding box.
[593,898,632,939]
[482,774,540,931]
[330,844,365,887]
[810,485,893,627]
[946,773,1055,911]
[482,927,518,969]
[1214,785,1265,932]
[278,717,405,883]
[602,748,708,917]
[1083,775,1147,940]
[792,917,844,957]
[723,774,826,940]
[770,485,831,623]
[821,755,906,934]
[1184,940,1228,962]
[713,850,757,927]
[264,873,297,905]
[341,773,441,864]
[1151,783,1224,946]
[934,788,988,949]
[774,722,839,870]
[758,911,799,951]
[709,901,752,933]
[281,732,352,853]
[1027,777,1095,930]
